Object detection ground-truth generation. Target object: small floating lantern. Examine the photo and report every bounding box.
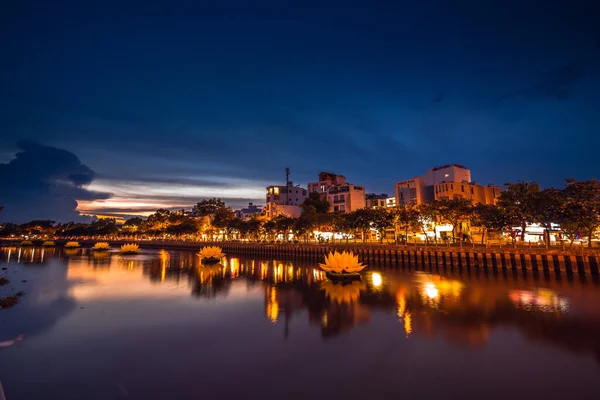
[198,246,225,264]
[93,242,111,251]
[120,243,140,255]
[319,251,366,282]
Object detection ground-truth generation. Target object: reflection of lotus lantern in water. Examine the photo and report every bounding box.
[319,251,366,282]
[197,246,225,264]
[64,248,80,257]
[192,263,231,298]
[321,281,366,304]
[64,241,80,248]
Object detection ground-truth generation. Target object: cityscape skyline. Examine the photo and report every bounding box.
[2,1,599,222]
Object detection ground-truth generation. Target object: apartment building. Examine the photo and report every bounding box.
[265,183,308,219]
[308,172,366,213]
[395,164,502,206]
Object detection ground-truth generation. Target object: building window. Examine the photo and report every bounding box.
[268,188,273,194]
[340,194,344,201]
[444,173,449,177]
[274,187,280,195]
[471,187,474,194]
[334,206,339,211]
[461,185,465,193]
[340,205,345,211]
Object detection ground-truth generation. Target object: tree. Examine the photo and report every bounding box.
[146,209,172,233]
[212,207,235,240]
[497,181,541,241]
[416,203,437,244]
[433,198,473,243]
[166,218,199,236]
[193,198,226,217]
[370,207,394,243]
[347,209,373,243]
[391,204,420,244]
[301,192,330,214]
[471,204,507,244]
[535,188,564,247]
[273,215,295,241]
[332,213,354,243]
[562,179,600,248]
[293,214,316,242]
[263,219,277,241]
[121,217,145,235]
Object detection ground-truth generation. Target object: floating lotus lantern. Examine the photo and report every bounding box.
[319,251,366,282]
[42,241,55,247]
[64,241,80,248]
[120,243,140,255]
[93,242,111,251]
[197,246,225,264]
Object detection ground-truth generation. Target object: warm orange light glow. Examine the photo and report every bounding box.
[404,312,412,337]
[371,272,382,287]
[266,286,279,323]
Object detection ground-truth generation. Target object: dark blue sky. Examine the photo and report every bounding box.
[1,0,599,220]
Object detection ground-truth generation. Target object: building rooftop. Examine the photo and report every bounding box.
[430,164,468,171]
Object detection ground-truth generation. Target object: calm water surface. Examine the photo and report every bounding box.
[1,246,600,399]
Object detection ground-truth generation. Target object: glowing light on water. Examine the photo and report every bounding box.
[371,272,382,287]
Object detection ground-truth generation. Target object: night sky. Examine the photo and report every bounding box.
[1,0,599,222]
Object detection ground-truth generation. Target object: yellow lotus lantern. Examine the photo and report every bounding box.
[20,240,34,246]
[64,241,80,248]
[42,241,55,247]
[321,281,365,304]
[198,246,225,264]
[93,242,111,251]
[120,243,140,255]
[319,251,366,281]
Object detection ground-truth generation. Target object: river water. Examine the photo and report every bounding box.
[1,246,599,399]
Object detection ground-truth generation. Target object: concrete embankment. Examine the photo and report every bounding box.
[87,240,600,276]
[2,239,598,276]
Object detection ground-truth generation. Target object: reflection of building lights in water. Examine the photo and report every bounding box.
[424,282,439,299]
[322,313,328,327]
[509,289,569,313]
[41,248,44,263]
[7,248,11,262]
[17,248,21,263]
[397,294,406,318]
[371,272,382,287]
[404,312,412,337]
[266,287,279,323]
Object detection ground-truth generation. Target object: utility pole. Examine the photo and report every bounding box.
[285,167,291,205]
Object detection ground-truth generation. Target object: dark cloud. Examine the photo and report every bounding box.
[0,141,110,223]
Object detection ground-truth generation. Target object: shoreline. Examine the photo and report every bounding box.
[2,239,598,276]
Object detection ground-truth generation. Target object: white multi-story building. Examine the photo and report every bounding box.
[308,172,366,213]
[265,183,308,218]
